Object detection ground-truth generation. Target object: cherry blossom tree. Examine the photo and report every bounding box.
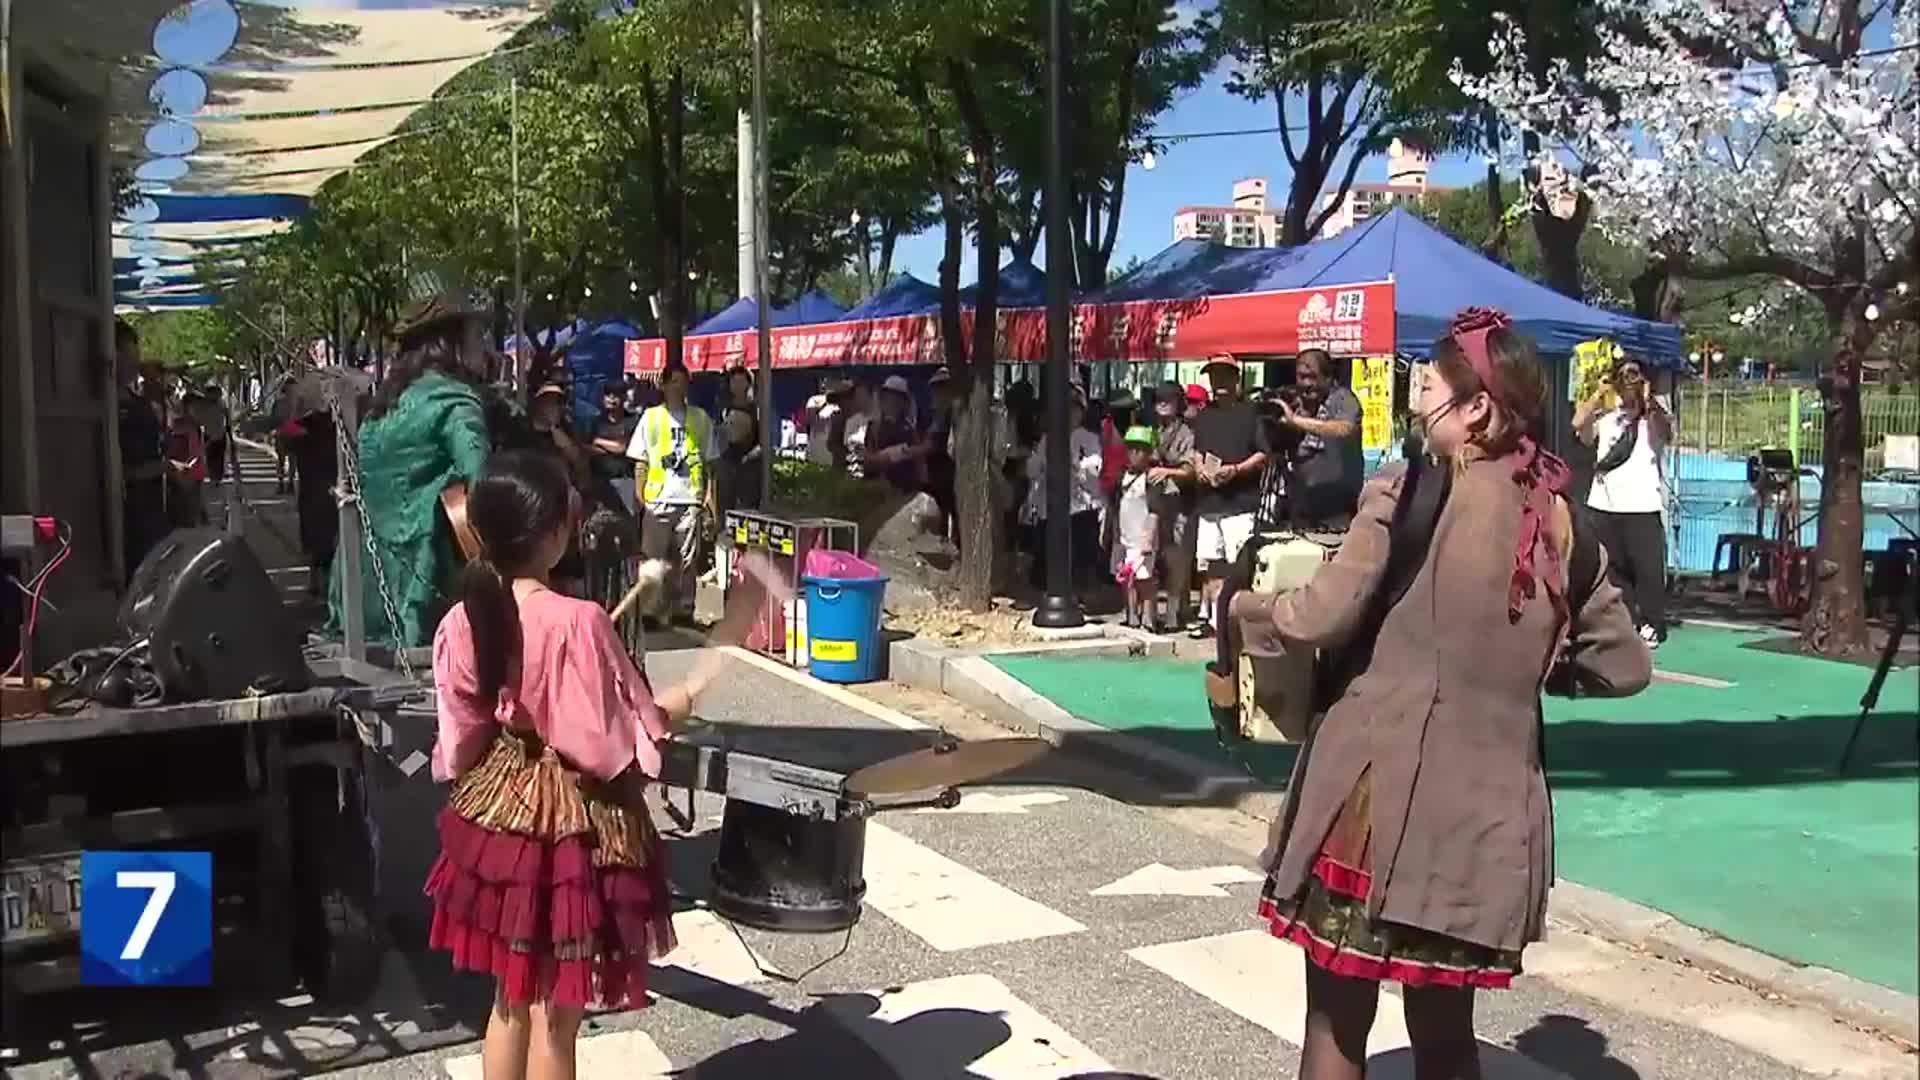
[1458,0,1918,657]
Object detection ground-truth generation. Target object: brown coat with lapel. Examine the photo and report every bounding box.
[1238,456,1650,952]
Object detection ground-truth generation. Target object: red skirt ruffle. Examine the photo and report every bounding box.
[1257,771,1521,990]
[424,806,675,1009]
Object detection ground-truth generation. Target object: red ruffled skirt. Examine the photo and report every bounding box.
[1257,772,1521,990]
[425,729,676,1009]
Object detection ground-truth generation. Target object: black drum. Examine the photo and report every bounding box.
[709,798,867,932]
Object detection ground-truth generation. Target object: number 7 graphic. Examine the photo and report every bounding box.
[115,870,176,961]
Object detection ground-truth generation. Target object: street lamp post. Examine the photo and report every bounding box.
[1033,0,1083,629]
[750,0,775,501]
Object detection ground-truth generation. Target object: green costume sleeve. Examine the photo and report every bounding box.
[443,391,491,482]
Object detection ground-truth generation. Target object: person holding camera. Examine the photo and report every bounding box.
[1575,354,1672,647]
[627,364,719,623]
[1190,358,1271,639]
[1275,349,1364,529]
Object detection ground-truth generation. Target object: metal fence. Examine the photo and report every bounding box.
[1666,382,1920,575]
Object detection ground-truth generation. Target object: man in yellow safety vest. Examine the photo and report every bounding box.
[626,363,719,622]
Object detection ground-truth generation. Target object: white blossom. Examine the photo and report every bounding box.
[1453,0,1919,289]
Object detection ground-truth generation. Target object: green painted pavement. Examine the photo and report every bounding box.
[988,625,1920,995]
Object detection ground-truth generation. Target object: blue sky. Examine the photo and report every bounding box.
[888,70,1489,287]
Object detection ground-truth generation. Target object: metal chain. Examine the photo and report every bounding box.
[324,376,418,684]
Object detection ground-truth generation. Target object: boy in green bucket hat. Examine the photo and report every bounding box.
[1112,424,1163,629]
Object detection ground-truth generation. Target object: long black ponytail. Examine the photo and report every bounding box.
[460,450,574,701]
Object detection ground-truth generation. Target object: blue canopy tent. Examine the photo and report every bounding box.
[961,259,1049,308]
[563,319,643,428]
[842,273,941,319]
[690,289,850,335]
[1099,207,1683,365]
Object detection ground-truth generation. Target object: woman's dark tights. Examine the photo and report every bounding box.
[1299,958,1481,1080]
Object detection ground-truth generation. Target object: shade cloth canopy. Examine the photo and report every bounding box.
[1100,208,1683,364]
[12,0,548,309]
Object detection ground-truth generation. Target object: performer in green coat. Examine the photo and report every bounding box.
[328,276,493,648]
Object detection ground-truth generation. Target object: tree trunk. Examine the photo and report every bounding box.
[950,58,1000,612]
[1802,302,1872,657]
[640,65,684,369]
[1630,259,1685,322]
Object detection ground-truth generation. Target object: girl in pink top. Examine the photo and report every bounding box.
[426,449,774,1080]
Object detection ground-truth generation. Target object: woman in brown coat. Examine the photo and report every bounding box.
[1230,308,1651,1080]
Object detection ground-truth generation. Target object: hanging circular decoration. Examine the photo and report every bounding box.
[138,257,162,269]
[135,179,174,195]
[140,275,166,290]
[152,0,240,68]
[145,120,200,157]
[122,198,162,225]
[128,240,165,256]
[135,157,191,182]
[149,68,208,116]
[126,225,156,240]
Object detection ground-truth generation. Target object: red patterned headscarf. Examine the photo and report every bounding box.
[1448,307,1574,622]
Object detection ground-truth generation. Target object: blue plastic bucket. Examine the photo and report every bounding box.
[801,572,889,684]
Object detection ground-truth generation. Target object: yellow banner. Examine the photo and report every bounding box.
[1350,356,1394,451]
[1572,339,1620,406]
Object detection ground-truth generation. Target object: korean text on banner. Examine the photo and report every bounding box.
[1351,356,1394,451]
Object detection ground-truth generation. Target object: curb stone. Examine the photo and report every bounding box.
[888,635,1920,1047]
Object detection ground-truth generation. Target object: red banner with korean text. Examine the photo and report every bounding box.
[623,282,1393,373]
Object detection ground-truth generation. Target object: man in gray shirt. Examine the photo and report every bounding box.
[1277,349,1363,528]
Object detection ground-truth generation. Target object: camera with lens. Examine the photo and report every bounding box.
[1746,448,1795,491]
[1257,385,1307,455]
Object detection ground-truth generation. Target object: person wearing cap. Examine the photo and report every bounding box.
[1022,383,1105,591]
[1183,382,1208,423]
[863,374,925,494]
[327,273,495,647]
[1189,357,1270,639]
[1112,425,1163,629]
[627,363,719,623]
[1148,380,1199,631]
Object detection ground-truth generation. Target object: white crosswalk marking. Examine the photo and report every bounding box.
[862,822,1086,952]
[1128,930,1571,1079]
[826,973,1112,1078]
[443,1029,672,1080]
[660,909,780,984]
[1130,930,1412,1055]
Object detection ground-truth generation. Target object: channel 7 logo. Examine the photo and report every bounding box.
[79,851,212,987]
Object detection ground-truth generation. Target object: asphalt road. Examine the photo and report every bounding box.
[2,443,1908,1080]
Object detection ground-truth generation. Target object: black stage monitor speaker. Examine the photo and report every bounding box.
[119,529,310,701]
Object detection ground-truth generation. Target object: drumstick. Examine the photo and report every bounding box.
[609,560,671,623]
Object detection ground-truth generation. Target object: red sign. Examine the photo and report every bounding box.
[622,282,1393,373]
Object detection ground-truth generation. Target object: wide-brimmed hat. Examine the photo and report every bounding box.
[928,366,953,385]
[393,265,489,344]
[1201,356,1240,383]
[882,374,912,396]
